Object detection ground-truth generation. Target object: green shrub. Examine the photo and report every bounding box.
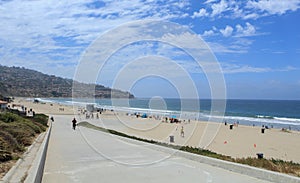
[0,112,49,163]
[30,114,48,126]
[0,123,34,146]
[22,120,43,134]
[0,112,22,123]
[0,130,22,152]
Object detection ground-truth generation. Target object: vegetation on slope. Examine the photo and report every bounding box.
[0,65,134,98]
[0,112,48,177]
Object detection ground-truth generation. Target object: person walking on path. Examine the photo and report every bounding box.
[180,126,184,137]
[72,118,77,130]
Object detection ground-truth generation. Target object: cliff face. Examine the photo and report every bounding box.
[0,65,134,98]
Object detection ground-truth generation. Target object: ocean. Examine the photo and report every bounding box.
[39,98,300,131]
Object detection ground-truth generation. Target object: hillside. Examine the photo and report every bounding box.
[0,111,49,178]
[0,65,134,98]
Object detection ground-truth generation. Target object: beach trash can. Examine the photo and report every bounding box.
[229,124,233,130]
[256,153,264,159]
[169,135,174,143]
[261,128,265,133]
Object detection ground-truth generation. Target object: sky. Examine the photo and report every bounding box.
[0,0,300,100]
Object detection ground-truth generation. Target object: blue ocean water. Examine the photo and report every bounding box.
[40,98,300,130]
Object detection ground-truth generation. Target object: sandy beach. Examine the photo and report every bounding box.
[11,98,75,115]
[10,98,300,163]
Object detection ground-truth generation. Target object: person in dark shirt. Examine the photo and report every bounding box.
[72,118,77,130]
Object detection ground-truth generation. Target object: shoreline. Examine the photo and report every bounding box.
[9,97,300,163]
[16,97,300,131]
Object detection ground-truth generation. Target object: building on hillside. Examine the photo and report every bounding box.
[0,100,8,109]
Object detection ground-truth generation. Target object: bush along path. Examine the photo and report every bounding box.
[0,112,48,178]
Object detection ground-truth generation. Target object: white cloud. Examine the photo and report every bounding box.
[232,37,254,48]
[247,0,300,15]
[202,23,256,38]
[192,8,209,18]
[278,66,298,71]
[200,23,258,54]
[198,1,300,20]
[207,42,248,54]
[242,13,260,20]
[211,0,229,17]
[201,26,218,37]
[220,25,233,37]
[204,0,219,4]
[0,0,190,79]
[235,22,256,37]
[272,51,285,54]
[221,63,271,73]
[231,4,244,18]
[221,63,298,74]
[202,30,215,37]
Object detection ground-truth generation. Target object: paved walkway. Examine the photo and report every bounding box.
[42,115,271,183]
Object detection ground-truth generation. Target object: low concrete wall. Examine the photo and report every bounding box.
[25,121,52,183]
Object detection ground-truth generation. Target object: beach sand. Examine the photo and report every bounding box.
[97,112,300,163]
[10,98,300,163]
[11,98,75,115]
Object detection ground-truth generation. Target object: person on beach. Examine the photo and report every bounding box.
[72,118,77,130]
[181,126,184,137]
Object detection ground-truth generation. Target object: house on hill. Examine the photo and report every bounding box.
[0,100,8,109]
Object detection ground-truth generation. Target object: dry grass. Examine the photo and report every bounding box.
[235,158,300,177]
[0,160,17,178]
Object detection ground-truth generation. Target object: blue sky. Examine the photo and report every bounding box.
[0,0,300,99]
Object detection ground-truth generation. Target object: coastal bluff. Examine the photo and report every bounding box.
[0,65,134,98]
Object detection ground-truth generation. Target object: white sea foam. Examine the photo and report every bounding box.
[106,106,178,116]
[66,100,97,106]
[37,98,59,103]
[274,117,300,123]
[219,115,300,126]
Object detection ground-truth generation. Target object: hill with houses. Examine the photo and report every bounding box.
[0,65,134,98]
